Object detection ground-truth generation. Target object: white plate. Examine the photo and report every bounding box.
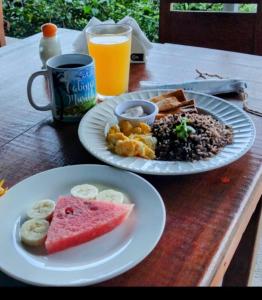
[78,89,256,175]
[0,165,165,286]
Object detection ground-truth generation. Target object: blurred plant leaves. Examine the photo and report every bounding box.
[3,1,256,41]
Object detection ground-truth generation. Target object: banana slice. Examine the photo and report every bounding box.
[71,184,98,200]
[97,189,124,204]
[20,219,49,247]
[27,199,55,220]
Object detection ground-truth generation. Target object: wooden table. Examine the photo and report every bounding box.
[0,0,5,47]
[0,29,262,287]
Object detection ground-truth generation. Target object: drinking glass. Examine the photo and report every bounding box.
[86,24,132,99]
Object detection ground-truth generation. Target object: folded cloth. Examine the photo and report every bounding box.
[73,16,152,63]
[73,17,114,54]
[139,79,247,95]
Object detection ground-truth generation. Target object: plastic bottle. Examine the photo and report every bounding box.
[39,23,62,69]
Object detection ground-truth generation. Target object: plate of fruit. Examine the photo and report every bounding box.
[0,165,165,286]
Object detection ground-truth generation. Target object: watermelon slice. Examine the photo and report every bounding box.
[45,196,133,254]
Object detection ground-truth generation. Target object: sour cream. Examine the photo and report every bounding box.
[121,106,148,118]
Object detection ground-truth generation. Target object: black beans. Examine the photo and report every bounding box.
[152,113,233,161]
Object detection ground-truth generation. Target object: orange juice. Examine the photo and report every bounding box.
[88,36,131,96]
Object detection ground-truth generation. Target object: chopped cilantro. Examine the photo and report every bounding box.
[174,117,195,141]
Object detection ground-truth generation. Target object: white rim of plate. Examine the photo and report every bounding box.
[78,89,256,175]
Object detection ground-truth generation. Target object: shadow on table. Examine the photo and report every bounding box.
[0,272,30,287]
[32,117,100,166]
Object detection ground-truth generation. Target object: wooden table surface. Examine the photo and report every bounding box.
[0,29,262,287]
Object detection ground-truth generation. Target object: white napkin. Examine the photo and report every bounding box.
[73,16,152,63]
[140,79,247,95]
[73,17,113,54]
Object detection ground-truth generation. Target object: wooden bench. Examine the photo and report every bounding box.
[159,0,262,55]
[0,0,6,47]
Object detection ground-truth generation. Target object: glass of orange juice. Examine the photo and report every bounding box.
[86,24,132,99]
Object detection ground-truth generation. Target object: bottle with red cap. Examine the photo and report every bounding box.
[39,23,62,68]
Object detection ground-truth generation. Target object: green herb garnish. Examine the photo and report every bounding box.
[174,117,195,141]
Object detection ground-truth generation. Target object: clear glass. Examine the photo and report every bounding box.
[86,24,132,99]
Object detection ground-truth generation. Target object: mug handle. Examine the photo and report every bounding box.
[27,70,52,111]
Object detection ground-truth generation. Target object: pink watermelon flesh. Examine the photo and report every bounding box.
[45,196,134,254]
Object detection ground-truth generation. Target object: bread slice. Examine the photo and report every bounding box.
[151,89,187,103]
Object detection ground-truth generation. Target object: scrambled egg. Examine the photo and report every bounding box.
[107,120,156,160]
[0,179,8,197]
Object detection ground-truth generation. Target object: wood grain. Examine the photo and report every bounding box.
[0,0,5,47]
[0,29,262,286]
[0,29,78,147]
[223,200,261,286]
[209,172,262,286]
[159,0,262,55]
[248,200,262,286]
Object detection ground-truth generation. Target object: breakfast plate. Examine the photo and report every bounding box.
[0,165,166,286]
[78,89,256,175]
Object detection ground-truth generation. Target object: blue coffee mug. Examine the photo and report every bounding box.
[27,54,96,122]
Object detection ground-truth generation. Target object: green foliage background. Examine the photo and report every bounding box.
[171,3,256,12]
[3,1,256,41]
[3,0,159,41]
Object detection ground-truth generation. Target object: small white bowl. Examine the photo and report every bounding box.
[114,100,159,125]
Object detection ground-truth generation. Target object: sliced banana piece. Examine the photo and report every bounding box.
[20,219,49,247]
[71,184,98,200]
[27,199,55,220]
[97,189,124,204]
